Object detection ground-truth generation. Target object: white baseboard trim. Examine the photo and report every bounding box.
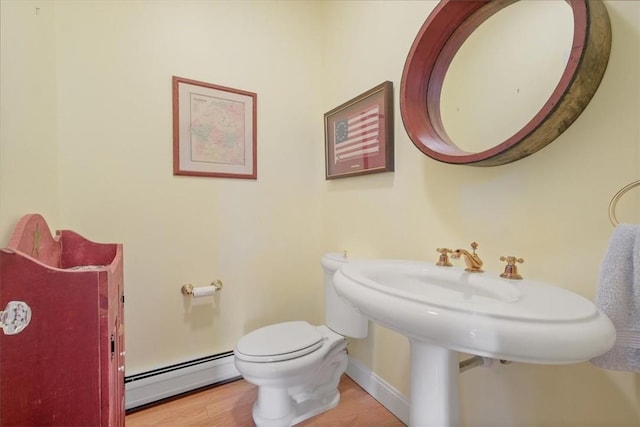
[345,356,410,425]
[125,352,241,410]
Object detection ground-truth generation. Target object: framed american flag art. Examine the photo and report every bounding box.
[324,81,394,179]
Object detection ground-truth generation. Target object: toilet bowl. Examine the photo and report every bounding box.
[233,253,368,427]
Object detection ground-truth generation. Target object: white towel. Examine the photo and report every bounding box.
[590,224,640,372]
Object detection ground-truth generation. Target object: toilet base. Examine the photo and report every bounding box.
[252,388,340,427]
[249,340,348,427]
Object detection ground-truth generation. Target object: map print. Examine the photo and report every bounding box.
[190,94,245,165]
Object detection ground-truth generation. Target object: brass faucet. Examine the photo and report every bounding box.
[451,242,483,272]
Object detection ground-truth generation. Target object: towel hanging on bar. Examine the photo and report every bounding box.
[590,224,640,371]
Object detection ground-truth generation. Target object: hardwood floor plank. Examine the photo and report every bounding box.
[126,375,405,426]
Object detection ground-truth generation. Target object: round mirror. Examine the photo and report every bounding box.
[441,1,573,153]
[400,0,611,166]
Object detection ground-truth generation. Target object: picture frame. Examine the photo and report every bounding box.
[324,81,394,179]
[173,76,257,179]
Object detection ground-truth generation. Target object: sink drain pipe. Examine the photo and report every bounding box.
[459,355,511,373]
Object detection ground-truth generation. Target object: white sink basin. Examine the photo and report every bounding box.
[333,259,616,426]
[334,259,615,364]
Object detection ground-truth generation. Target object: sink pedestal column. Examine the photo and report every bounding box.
[409,340,460,427]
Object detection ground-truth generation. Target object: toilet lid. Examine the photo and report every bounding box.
[235,321,324,363]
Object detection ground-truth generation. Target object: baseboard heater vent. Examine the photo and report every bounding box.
[125,351,241,411]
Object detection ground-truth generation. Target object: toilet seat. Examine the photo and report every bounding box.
[235,321,324,363]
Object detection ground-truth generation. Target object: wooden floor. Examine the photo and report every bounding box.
[126,375,405,426]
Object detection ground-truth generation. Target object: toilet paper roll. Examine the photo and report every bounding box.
[192,286,216,298]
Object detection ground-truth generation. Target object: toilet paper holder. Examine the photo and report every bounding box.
[181,279,223,296]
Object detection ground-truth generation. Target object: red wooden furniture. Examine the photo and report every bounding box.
[0,214,124,426]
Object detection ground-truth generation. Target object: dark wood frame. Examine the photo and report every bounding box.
[324,81,394,179]
[173,76,257,179]
[400,0,611,166]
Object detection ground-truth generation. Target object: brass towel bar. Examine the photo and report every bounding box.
[608,180,640,226]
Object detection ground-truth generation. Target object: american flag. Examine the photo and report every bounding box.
[334,105,380,163]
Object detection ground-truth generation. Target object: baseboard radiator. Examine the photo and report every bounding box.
[125,352,410,424]
[125,352,241,411]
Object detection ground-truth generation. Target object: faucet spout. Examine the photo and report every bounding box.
[451,242,483,272]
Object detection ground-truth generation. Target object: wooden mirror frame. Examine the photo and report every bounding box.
[400,0,611,166]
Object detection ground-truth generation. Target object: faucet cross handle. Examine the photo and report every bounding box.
[499,256,524,280]
[470,242,479,254]
[436,248,453,267]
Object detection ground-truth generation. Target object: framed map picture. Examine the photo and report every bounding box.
[173,76,257,179]
[324,81,394,179]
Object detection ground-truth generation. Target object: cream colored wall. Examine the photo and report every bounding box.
[58,0,328,371]
[1,0,638,425]
[320,1,639,426]
[0,1,60,238]
[1,0,327,373]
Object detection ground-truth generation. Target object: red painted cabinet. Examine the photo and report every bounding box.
[0,214,124,426]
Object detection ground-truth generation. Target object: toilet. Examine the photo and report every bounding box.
[233,253,368,427]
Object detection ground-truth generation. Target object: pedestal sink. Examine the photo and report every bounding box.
[332,259,615,427]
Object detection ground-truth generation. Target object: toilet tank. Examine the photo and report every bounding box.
[321,253,368,338]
